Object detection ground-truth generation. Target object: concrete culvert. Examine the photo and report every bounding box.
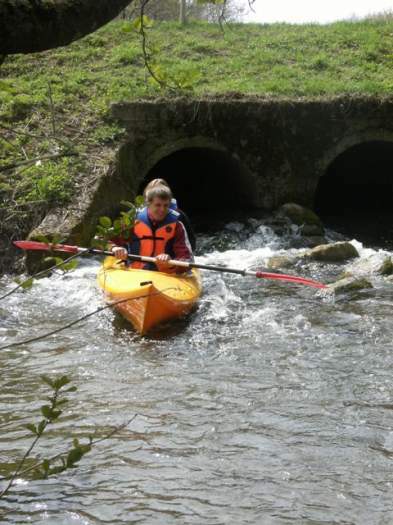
[314,140,393,247]
[315,141,393,214]
[139,147,257,218]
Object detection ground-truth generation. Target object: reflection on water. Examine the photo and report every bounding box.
[1,218,393,524]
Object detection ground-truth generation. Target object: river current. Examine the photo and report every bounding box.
[1,218,393,524]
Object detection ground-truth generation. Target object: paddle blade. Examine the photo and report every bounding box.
[13,241,80,254]
[255,271,327,289]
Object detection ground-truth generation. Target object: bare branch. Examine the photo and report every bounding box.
[0,152,77,173]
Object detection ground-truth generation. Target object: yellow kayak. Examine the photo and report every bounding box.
[97,257,202,335]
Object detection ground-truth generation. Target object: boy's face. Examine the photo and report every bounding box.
[148,197,171,222]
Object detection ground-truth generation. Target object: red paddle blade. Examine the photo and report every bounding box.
[13,240,80,254]
[256,271,327,289]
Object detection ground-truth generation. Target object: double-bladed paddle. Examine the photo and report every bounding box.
[13,240,327,289]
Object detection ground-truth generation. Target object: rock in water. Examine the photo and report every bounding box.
[328,277,373,294]
[306,242,359,262]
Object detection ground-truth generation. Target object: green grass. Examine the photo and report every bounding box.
[1,17,393,238]
[2,18,393,116]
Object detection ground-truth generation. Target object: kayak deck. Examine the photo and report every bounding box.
[97,257,202,335]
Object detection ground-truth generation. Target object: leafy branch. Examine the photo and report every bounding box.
[0,375,77,498]
[92,195,144,249]
[0,375,139,499]
[0,233,80,300]
[121,1,200,92]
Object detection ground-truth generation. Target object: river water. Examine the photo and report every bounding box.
[1,218,393,524]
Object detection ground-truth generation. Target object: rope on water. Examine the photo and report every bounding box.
[0,287,177,351]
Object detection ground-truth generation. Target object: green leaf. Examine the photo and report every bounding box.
[65,386,77,392]
[62,260,78,272]
[132,17,142,31]
[20,277,34,290]
[45,256,64,267]
[57,398,69,406]
[121,215,131,227]
[25,423,37,435]
[73,438,80,448]
[135,195,145,208]
[99,216,112,228]
[50,409,62,420]
[66,447,83,468]
[121,22,133,33]
[142,15,154,28]
[53,375,71,390]
[120,200,135,209]
[113,219,122,230]
[38,420,46,434]
[95,225,107,235]
[34,234,50,244]
[132,14,154,31]
[41,405,52,419]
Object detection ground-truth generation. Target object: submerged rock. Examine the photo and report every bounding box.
[306,242,359,262]
[328,277,373,294]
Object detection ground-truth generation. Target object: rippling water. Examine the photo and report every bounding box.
[1,219,393,524]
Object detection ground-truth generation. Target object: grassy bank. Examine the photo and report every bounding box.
[1,17,393,267]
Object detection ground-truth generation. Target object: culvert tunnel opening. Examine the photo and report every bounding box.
[139,147,256,228]
[314,141,393,247]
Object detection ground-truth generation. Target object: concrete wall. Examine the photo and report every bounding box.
[111,96,393,210]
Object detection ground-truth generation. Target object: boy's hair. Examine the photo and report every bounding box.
[143,179,170,200]
[144,184,172,204]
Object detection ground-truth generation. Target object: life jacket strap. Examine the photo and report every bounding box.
[140,235,165,241]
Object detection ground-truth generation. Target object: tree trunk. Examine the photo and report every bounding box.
[179,0,187,25]
[0,0,135,55]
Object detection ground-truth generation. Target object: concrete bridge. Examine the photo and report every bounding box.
[36,95,393,244]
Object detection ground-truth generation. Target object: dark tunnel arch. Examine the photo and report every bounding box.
[314,140,393,245]
[139,147,257,218]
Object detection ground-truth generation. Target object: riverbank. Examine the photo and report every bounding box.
[1,17,393,272]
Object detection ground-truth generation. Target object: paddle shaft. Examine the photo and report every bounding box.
[13,241,327,289]
[76,247,250,275]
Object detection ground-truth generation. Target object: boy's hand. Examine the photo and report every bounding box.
[156,253,172,270]
[112,246,128,260]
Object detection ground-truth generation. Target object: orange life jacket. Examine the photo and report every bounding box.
[129,207,179,270]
